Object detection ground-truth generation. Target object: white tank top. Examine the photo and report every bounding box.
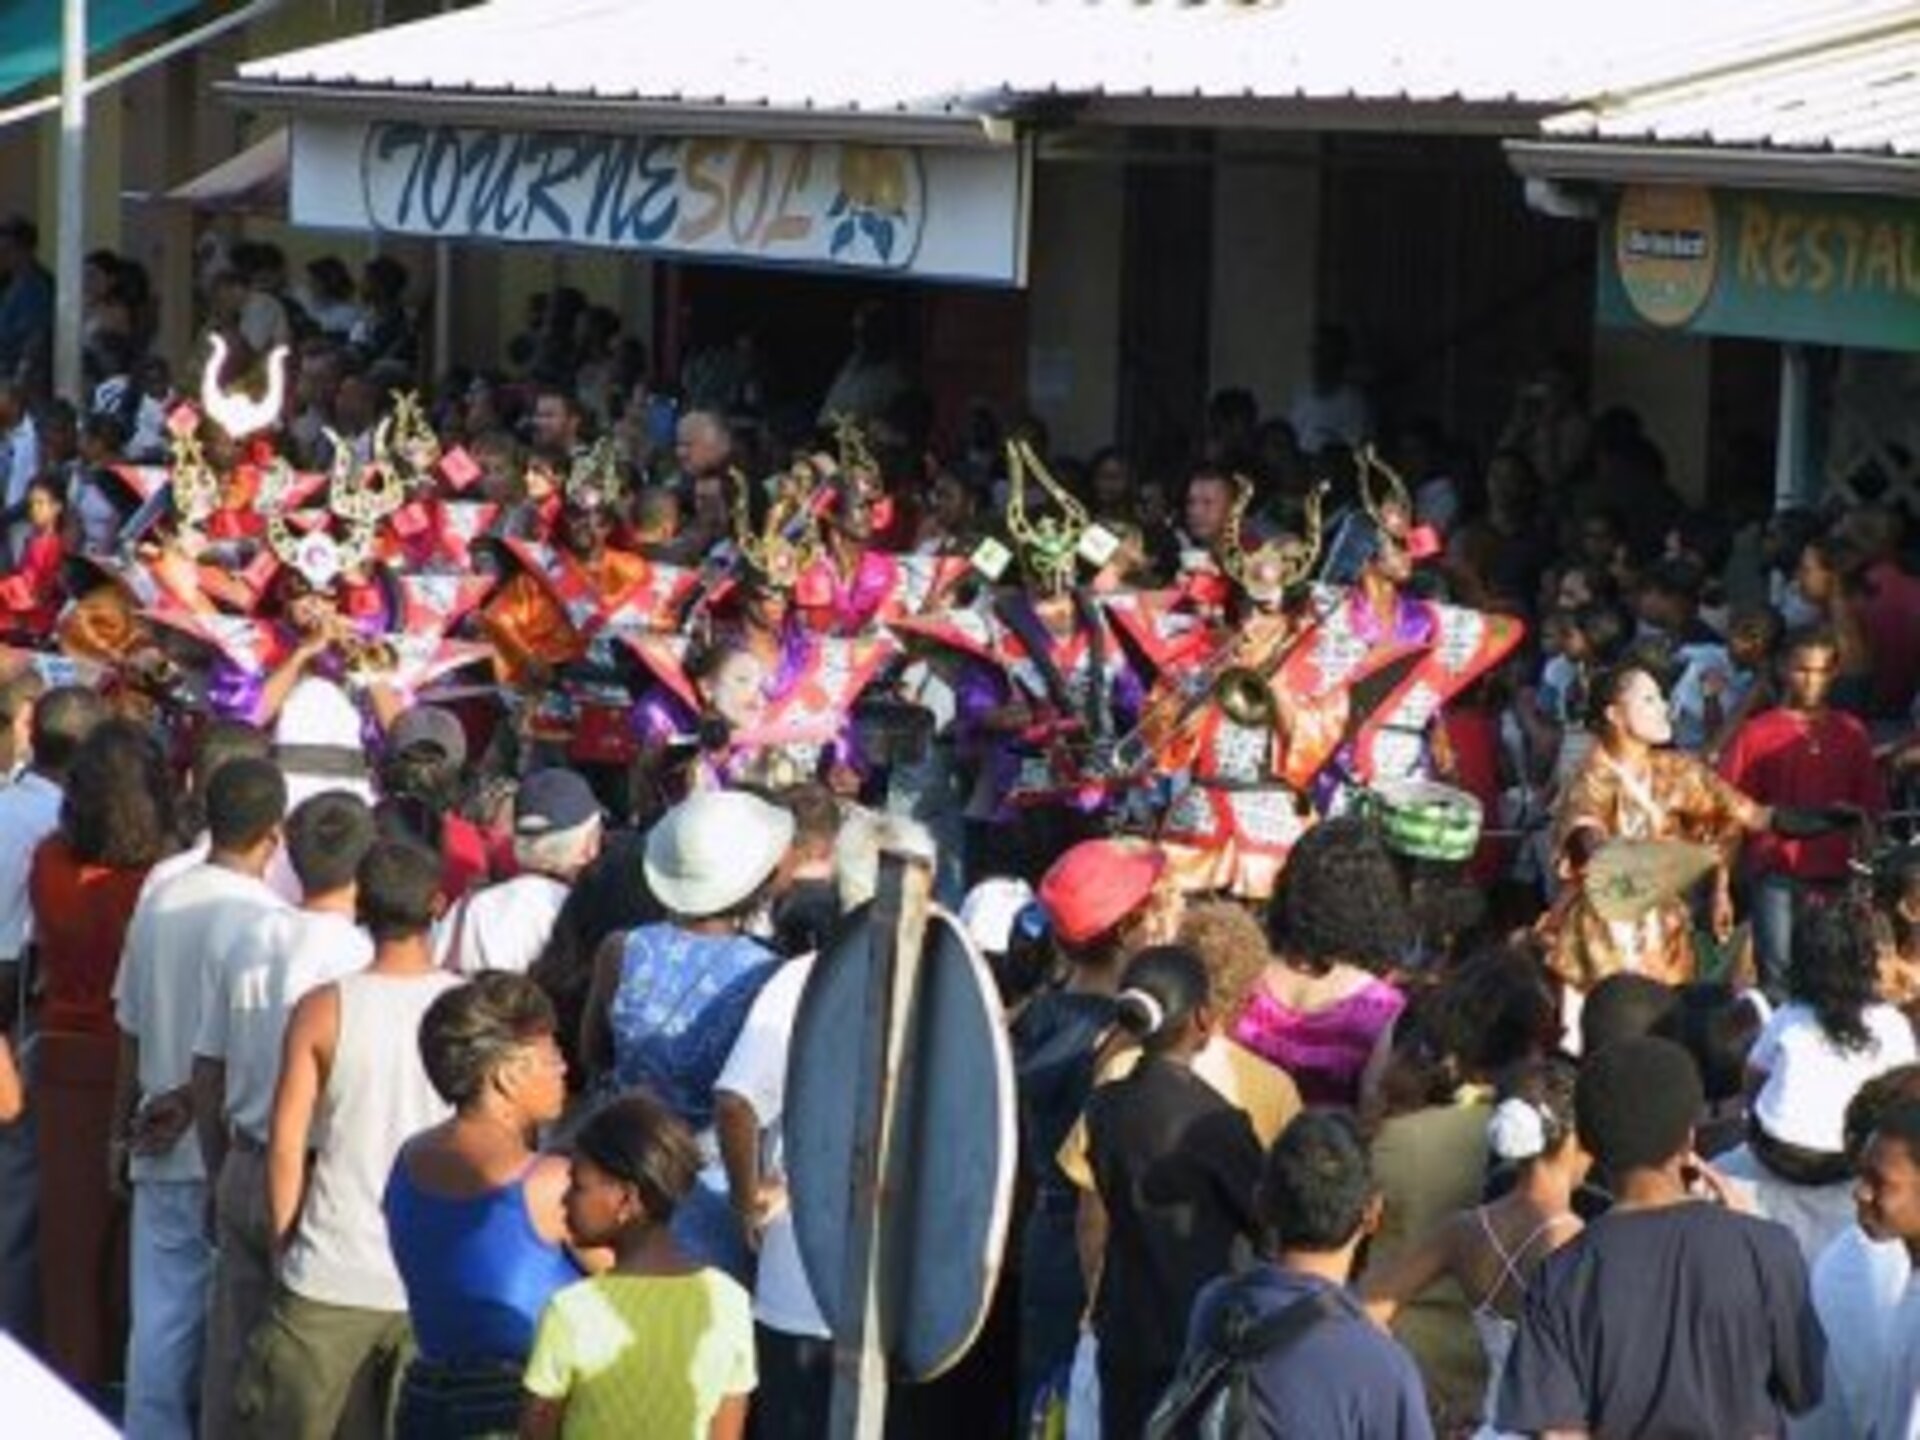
[280,969,460,1311]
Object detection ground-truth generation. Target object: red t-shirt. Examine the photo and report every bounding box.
[1858,561,1920,718]
[1442,704,1506,885]
[1719,706,1886,880]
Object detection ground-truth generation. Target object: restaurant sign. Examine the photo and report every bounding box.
[290,118,1030,285]
[1599,183,1920,351]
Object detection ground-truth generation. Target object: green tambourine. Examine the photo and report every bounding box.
[1365,778,1485,863]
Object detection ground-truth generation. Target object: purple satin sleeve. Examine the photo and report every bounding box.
[954,660,1011,756]
[632,687,697,746]
[1110,659,1145,733]
[205,658,266,724]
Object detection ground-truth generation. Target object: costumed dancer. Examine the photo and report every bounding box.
[794,418,963,637]
[628,467,891,815]
[1134,480,1347,900]
[902,440,1142,883]
[1290,446,1523,814]
[1545,662,1858,992]
[479,441,695,777]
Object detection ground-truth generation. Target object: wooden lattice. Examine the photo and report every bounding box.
[1823,350,1920,516]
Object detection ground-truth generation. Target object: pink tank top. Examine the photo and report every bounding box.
[1233,977,1405,1107]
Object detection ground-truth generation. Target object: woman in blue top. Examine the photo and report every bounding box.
[581,788,795,1281]
[385,974,587,1439]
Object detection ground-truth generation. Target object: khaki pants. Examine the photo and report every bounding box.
[233,1285,413,1440]
[202,1145,275,1440]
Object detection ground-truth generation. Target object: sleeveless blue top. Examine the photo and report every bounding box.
[384,1153,582,1363]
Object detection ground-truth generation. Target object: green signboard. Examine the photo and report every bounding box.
[1598,184,1920,352]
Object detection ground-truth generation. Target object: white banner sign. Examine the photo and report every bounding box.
[290,118,1029,285]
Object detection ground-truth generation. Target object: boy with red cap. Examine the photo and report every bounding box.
[1011,838,1180,1418]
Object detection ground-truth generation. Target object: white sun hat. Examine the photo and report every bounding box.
[645,789,796,919]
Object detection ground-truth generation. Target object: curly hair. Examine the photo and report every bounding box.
[1267,817,1414,975]
[61,718,176,869]
[1788,897,1881,1053]
[1179,899,1270,1020]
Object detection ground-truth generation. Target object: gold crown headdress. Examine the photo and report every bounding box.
[1219,477,1327,604]
[731,465,819,591]
[1005,439,1093,594]
[829,413,880,485]
[1357,444,1413,537]
[563,438,626,513]
[264,427,408,589]
[164,410,222,540]
[388,391,442,483]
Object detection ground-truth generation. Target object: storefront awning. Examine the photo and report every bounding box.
[155,127,289,214]
[223,0,1906,146]
[0,0,206,99]
[1508,7,1920,195]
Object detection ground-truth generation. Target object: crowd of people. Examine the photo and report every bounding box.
[0,207,1919,1440]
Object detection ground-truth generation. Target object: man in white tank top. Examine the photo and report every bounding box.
[239,838,460,1438]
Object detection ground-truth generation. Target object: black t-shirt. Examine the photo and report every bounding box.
[1085,1055,1263,1371]
[1498,1201,1824,1439]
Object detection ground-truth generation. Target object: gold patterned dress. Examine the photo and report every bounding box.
[1548,747,1763,987]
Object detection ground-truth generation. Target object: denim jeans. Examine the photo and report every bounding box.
[126,1178,211,1440]
[395,1358,523,1439]
[0,1038,37,1343]
[1751,873,1798,1001]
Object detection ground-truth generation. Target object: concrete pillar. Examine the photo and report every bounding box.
[1026,161,1124,455]
[1209,135,1320,418]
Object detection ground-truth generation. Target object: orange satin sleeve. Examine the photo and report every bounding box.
[478,572,584,683]
[1277,686,1349,792]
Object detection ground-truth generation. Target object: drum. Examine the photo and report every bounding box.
[1366,778,1483,863]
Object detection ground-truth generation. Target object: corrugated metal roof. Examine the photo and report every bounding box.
[1545,10,1920,157]
[229,0,1920,137]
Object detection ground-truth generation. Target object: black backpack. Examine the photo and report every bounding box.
[1144,1277,1353,1440]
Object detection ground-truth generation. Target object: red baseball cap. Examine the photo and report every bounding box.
[1038,840,1167,947]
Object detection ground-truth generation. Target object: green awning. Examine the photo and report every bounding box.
[0,0,207,99]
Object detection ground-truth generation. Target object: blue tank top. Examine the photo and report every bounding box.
[384,1152,582,1363]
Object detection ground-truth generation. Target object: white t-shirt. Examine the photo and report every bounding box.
[435,873,568,976]
[193,907,373,1144]
[714,953,827,1338]
[1800,1223,1912,1440]
[136,836,208,909]
[114,864,287,1182]
[1869,1273,1920,1440]
[1752,1001,1918,1154]
[0,772,62,962]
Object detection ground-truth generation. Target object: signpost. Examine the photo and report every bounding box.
[784,849,1017,1438]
